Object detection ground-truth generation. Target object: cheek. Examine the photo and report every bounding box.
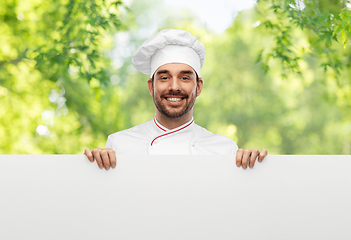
[181,82,196,94]
[154,83,170,95]
[153,86,163,97]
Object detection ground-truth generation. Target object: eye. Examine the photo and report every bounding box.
[181,77,190,80]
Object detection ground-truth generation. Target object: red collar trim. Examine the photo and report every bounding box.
[151,119,194,146]
[154,118,167,132]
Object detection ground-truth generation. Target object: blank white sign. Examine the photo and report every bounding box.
[0,155,350,240]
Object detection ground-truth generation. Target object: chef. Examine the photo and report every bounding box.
[85,29,267,170]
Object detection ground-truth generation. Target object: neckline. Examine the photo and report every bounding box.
[151,117,195,146]
[153,117,194,132]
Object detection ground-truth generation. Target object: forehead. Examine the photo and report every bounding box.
[155,63,196,75]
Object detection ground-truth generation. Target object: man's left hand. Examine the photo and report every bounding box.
[236,148,267,169]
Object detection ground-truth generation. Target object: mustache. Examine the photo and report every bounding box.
[161,90,188,98]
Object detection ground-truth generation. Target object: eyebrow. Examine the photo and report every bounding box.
[155,70,170,75]
[179,70,195,75]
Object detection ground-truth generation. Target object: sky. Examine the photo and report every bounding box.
[163,0,256,33]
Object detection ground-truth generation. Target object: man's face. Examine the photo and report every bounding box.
[147,63,203,119]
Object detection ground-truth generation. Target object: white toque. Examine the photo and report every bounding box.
[132,29,205,77]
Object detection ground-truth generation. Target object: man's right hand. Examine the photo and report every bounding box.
[84,148,116,170]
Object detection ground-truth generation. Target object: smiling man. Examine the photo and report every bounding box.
[85,29,267,169]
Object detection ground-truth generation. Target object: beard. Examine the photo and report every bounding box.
[153,89,196,119]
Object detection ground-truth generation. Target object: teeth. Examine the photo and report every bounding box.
[167,98,182,102]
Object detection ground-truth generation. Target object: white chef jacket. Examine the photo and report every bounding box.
[105,118,238,155]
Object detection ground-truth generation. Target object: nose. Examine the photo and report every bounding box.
[168,77,180,91]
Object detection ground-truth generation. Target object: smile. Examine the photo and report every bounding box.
[166,97,183,102]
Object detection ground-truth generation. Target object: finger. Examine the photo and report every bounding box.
[84,148,94,162]
[258,149,268,162]
[107,149,117,168]
[242,149,251,169]
[249,149,260,168]
[92,148,104,169]
[236,149,244,167]
[100,149,110,170]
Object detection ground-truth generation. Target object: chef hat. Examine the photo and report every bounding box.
[132,29,205,77]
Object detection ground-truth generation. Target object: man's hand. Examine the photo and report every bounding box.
[84,148,116,170]
[236,148,267,169]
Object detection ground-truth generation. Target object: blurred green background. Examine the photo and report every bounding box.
[0,0,350,154]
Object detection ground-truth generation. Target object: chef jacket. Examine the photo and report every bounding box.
[105,118,238,155]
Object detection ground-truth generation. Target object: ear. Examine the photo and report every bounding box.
[196,78,203,97]
[147,78,153,97]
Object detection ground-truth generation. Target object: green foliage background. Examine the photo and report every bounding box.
[0,0,350,154]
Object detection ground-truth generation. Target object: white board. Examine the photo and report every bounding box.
[0,155,350,240]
